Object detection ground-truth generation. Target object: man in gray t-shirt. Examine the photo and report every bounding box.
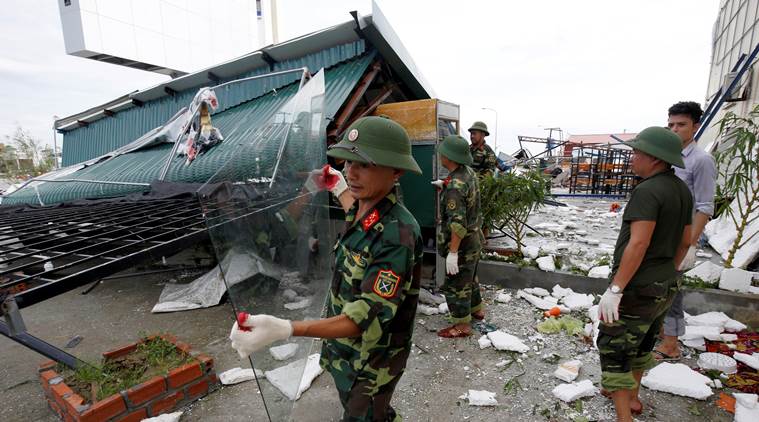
[655,101,717,361]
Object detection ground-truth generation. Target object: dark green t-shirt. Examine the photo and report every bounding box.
[611,169,693,288]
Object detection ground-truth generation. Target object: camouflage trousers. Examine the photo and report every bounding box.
[441,252,483,324]
[598,276,679,391]
[329,356,407,422]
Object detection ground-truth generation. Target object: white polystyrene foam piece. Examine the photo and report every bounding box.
[588,305,600,324]
[438,302,449,314]
[685,311,730,328]
[725,317,748,333]
[486,330,530,353]
[554,359,582,383]
[517,290,570,312]
[524,287,550,297]
[524,245,540,259]
[536,256,556,272]
[478,335,493,349]
[141,411,183,422]
[682,338,706,351]
[680,325,723,341]
[269,343,299,361]
[685,261,724,283]
[495,292,512,303]
[641,363,713,400]
[264,353,323,401]
[284,297,312,310]
[417,304,440,316]
[551,379,598,402]
[562,293,595,310]
[587,265,611,279]
[461,389,498,406]
[697,352,737,374]
[734,352,759,370]
[734,393,759,422]
[719,268,753,293]
[218,367,265,385]
[551,285,574,299]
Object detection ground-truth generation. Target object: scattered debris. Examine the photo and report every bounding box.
[718,268,754,293]
[517,289,569,312]
[685,261,724,283]
[478,335,493,349]
[269,343,299,361]
[486,330,530,353]
[264,353,323,401]
[141,411,183,422]
[419,288,446,305]
[551,379,598,402]
[554,359,582,382]
[733,352,759,370]
[587,265,610,279]
[561,293,595,311]
[284,297,312,310]
[697,352,738,374]
[524,287,550,297]
[65,335,83,349]
[495,291,512,303]
[734,393,759,422]
[418,304,441,316]
[536,256,556,272]
[219,367,265,385]
[438,302,449,314]
[641,363,713,400]
[459,389,498,406]
[551,285,573,299]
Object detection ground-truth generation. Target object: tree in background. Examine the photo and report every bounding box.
[1,126,55,177]
[479,170,545,256]
[715,105,759,267]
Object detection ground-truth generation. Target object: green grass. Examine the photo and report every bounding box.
[682,275,718,290]
[59,335,193,403]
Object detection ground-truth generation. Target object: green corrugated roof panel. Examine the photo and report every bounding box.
[4,53,375,206]
[61,40,367,167]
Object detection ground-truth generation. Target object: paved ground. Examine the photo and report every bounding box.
[0,268,736,422]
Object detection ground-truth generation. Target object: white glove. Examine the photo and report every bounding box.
[229,313,293,359]
[431,180,444,189]
[446,252,459,275]
[598,287,623,323]
[678,245,697,271]
[304,165,347,197]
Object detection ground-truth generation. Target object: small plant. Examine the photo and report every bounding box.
[594,255,611,267]
[715,106,759,267]
[681,275,718,290]
[480,170,546,256]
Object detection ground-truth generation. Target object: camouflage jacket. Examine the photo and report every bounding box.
[470,143,497,177]
[320,192,423,393]
[437,165,483,257]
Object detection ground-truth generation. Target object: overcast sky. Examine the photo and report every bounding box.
[1,0,718,155]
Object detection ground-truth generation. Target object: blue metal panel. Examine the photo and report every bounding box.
[61,41,366,167]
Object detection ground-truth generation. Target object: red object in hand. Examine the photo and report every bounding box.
[321,165,338,190]
[237,312,251,331]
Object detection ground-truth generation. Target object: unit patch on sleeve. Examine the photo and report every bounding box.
[372,269,401,298]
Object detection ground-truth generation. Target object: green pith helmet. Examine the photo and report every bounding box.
[327,116,422,174]
[627,126,685,168]
[468,121,490,136]
[439,135,473,166]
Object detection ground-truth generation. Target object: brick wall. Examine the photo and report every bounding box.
[39,335,218,422]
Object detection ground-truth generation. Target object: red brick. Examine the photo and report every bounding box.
[149,390,184,416]
[40,370,58,386]
[50,383,74,409]
[174,340,191,354]
[63,392,86,415]
[79,393,127,422]
[126,376,166,406]
[102,342,138,360]
[39,359,57,373]
[167,362,202,389]
[197,354,214,373]
[159,333,178,344]
[114,408,148,422]
[207,373,219,386]
[186,378,209,400]
[47,398,63,419]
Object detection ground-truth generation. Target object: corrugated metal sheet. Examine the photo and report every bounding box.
[4,53,375,206]
[61,40,367,167]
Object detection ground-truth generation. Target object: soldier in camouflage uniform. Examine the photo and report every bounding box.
[468,121,497,177]
[596,127,693,422]
[230,116,423,422]
[432,135,484,338]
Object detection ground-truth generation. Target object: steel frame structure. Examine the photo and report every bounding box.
[0,197,209,367]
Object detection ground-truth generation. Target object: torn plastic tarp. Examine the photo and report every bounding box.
[152,249,279,313]
[176,88,224,165]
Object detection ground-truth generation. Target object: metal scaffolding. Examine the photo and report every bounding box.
[568,144,637,195]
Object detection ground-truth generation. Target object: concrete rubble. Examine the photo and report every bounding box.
[641,363,713,400]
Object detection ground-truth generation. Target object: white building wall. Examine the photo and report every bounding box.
[701,0,759,150]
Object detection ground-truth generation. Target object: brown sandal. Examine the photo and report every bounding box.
[471,311,485,320]
[437,326,471,338]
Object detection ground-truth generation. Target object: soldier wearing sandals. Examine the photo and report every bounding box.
[432,135,485,338]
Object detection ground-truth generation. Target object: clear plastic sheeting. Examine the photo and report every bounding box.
[197,70,333,421]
